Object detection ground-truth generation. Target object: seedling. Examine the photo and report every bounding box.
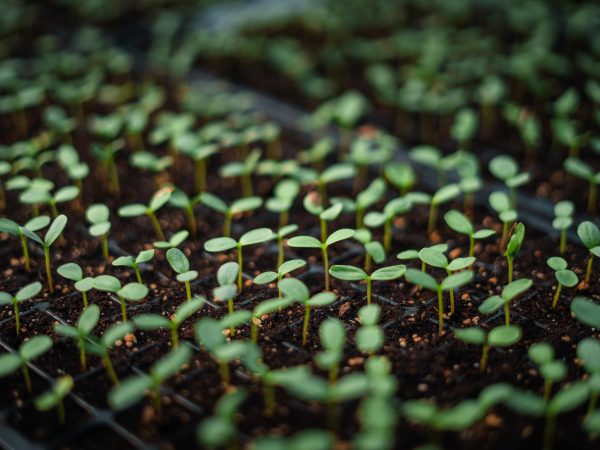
[266,179,300,229]
[0,215,50,271]
[220,148,261,196]
[0,335,52,393]
[20,214,67,293]
[428,183,461,235]
[489,191,517,251]
[197,388,247,450]
[57,263,94,308]
[308,162,356,203]
[488,155,530,208]
[504,223,525,283]
[35,375,73,425]
[315,318,345,384]
[571,296,600,328]
[529,343,567,401]
[169,188,201,236]
[576,338,600,414]
[93,275,148,321]
[348,136,393,192]
[329,264,406,305]
[20,185,79,219]
[455,325,521,371]
[0,282,42,335]
[109,343,192,415]
[166,248,198,301]
[479,278,533,325]
[451,108,478,149]
[130,151,173,187]
[254,259,306,297]
[409,145,454,186]
[405,268,473,336]
[86,204,111,260]
[336,178,386,228]
[250,297,295,342]
[444,209,495,256]
[204,228,274,291]
[200,192,262,237]
[85,321,133,385]
[276,224,298,267]
[55,304,100,370]
[183,143,218,193]
[112,249,154,283]
[397,243,448,272]
[279,278,336,346]
[214,262,239,335]
[552,201,573,255]
[355,304,384,355]
[577,221,600,285]
[134,297,204,348]
[564,157,600,213]
[288,228,355,291]
[353,228,385,273]
[118,187,172,241]
[385,162,416,195]
[91,140,122,195]
[546,257,578,309]
[154,230,189,249]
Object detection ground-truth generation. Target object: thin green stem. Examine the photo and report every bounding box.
[322,246,329,291]
[79,339,87,370]
[264,381,275,417]
[543,380,553,402]
[586,254,593,285]
[384,219,391,253]
[504,301,510,326]
[228,298,235,336]
[366,277,372,305]
[237,247,243,292]
[588,181,597,214]
[449,288,455,315]
[224,213,232,238]
[185,206,197,238]
[302,303,310,346]
[101,234,109,261]
[251,320,258,343]
[241,174,253,197]
[543,413,556,450]
[118,295,127,321]
[185,280,191,301]
[437,288,444,336]
[427,203,438,236]
[480,345,489,372]
[220,361,230,385]
[171,327,179,348]
[559,229,566,255]
[82,291,88,308]
[320,219,327,244]
[13,299,20,335]
[103,354,119,385]
[147,211,165,241]
[552,283,562,309]
[195,158,206,193]
[22,365,32,393]
[45,246,54,294]
[20,234,30,272]
[507,256,513,284]
[469,235,475,257]
[277,236,284,268]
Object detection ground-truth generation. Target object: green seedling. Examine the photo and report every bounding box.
[0,215,50,271]
[214,262,239,335]
[85,321,133,385]
[546,257,578,309]
[0,282,42,335]
[109,343,192,415]
[250,297,295,343]
[336,178,386,228]
[154,230,189,249]
[571,296,600,328]
[169,188,201,237]
[355,304,384,355]
[301,195,343,243]
[397,243,448,272]
[451,108,479,149]
[20,214,67,293]
[130,151,173,187]
[444,209,495,256]
[112,249,154,283]
[220,148,261,196]
[348,136,393,192]
[576,338,600,414]
[552,201,573,255]
[455,325,521,371]
[35,375,73,425]
[57,263,94,308]
[405,268,473,336]
[428,183,461,235]
[204,228,274,292]
[197,388,247,450]
[266,179,300,229]
[564,157,600,213]
[279,278,336,346]
[385,162,416,195]
[93,275,148,321]
[91,140,123,195]
[183,143,218,193]
[529,343,567,401]
[315,318,346,384]
[86,204,111,260]
[504,223,525,283]
[489,191,517,251]
[288,228,355,291]
[275,224,298,267]
[578,221,600,285]
[364,197,413,252]
[329,264,406,305]
[479,278,532,325]
[353,228,385,273]
[134,297,204,348]
[307,163,356,204]
[55,304,100,370]
[0,335,52,393]
[20,185,79,219]
[409,145,455,186]
[166,248,198,301]
[254,259,306,297]
[118,187,172,241]
[489,155,530,208]
[200,193,262,237]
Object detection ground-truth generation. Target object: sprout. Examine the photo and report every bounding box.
[166,248,198,301]
[307,163,356,204]
[529,343,567,401]
[254,259,306,297]
[488,155,530,208]
[409,145,454,186]
[118,187,172,241]
[86,204,111,260]
[355,304,384,355]
[220,149,261,197]
[0,282,42,335]
[479,278,532,325]
[35,375,74,425]
[405,268,473,336]
[451,108,478,150]
[0,215,50,271]
[85,321,133,385]
[275,224,298,267]
[214,262,239,335]
[134,296,204,348]
[334,178,386,228]
[504,223,525,283]
[329,264,406,305]
[353,228,385,273]
[299,137,334,170]
[397,243,448,272]
[168,188,201,237]
[197,388,247,449]
[130,151,173,187]
[577,221,600,285]
[550,201,574,255]
[112,249,154,283]
[455,325,521,371]
[365,197,414,252]
[348,135,393,192]
[57,263,94,308]
[154,229,189,249]
[571,296,600,328]
[427,183,461,235]
[444,209,495,256]
[315,318,345,384]
[200,193,262,237]
[204,228,274,291]
[91,140,123,195]
[385,162,416,195]
[489,191,517,251]
[20,214,67,293]
[182,143,218,193]
[279,278,336,346]
[93,275,148,321]
[546,257,578,309]
[109,343,192,415]
[266,179,300,229]
[564,158,600,213]
[288,228,355,291]
[55,304,100,370]
[20,185,79,219]
[0,335,52,393]
[576,338,600,414]
[250,297,295,343]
